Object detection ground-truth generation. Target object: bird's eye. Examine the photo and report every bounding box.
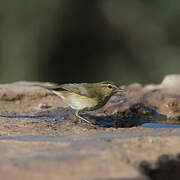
[108,85,113,89]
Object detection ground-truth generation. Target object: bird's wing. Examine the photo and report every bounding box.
[38,83,93,98]
[59,83,92,97]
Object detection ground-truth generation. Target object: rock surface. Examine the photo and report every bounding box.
[0,74,180,180]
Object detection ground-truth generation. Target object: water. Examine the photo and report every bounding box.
[0,114,48,119]
[140,123,180,128]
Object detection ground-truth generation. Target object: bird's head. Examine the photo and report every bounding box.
[97,81,126,98]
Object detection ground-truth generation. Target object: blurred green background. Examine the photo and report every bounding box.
[0,0,180,85]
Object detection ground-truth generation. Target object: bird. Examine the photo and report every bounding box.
[37,81,126,124]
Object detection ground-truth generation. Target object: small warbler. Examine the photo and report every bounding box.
[38,81,126,124]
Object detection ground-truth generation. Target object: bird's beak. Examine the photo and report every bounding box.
[117,87,127,92]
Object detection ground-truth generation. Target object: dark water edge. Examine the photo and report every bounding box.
[1,113,180,128]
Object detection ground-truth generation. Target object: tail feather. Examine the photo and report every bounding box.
[33,84,66,91]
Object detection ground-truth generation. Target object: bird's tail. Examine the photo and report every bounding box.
[33,83,65,91]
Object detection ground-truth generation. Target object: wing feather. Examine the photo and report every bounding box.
[38,83,93,98]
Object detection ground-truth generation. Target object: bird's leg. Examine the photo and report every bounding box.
[75,110,92,124]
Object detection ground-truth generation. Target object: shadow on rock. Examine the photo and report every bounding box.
[113,103,166,128]
[139,154,180,180]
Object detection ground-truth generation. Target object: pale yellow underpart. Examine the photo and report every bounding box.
[52,90,98,110]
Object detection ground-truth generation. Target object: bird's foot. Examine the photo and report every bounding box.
[75,111,96,127]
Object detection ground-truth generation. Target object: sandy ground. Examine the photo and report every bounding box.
[0,74,180,180]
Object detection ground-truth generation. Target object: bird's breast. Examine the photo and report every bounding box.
[53,90,98,111]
